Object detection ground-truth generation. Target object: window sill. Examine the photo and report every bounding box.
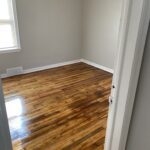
[0,47,21,54]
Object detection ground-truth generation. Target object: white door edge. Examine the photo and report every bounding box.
[105,0,150,150]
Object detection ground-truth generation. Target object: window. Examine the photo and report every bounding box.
[0,0,20,52]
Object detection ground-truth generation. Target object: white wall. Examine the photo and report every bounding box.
[0,0,82,74]
[126,25,150,150]
[82,0,122,69]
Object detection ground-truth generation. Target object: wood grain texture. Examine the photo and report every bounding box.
[2,63,112,150]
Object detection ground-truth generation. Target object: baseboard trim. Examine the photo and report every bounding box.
[24,59,81,74]
[1,74,8,79]
[81,59,114,74]
[1,59,81,79]
[1,59,113,78]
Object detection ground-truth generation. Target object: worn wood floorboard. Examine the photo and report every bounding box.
[2,62,112,150]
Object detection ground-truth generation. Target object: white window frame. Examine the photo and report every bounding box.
[0,0,21,54]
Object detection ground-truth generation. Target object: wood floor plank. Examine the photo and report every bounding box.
[2,62,112,150]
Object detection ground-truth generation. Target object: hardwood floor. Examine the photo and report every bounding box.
[2,63,112,150]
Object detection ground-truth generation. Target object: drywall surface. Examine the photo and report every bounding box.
[0,53,20,74]
[126,25,150,150]
[82,0,122,69]
[0,0,82,74]
[0,0,122,74]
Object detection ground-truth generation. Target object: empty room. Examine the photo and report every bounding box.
[0,0,122,149]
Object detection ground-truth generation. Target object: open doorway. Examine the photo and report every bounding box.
[0,0,122,149]
[0,0,149,150]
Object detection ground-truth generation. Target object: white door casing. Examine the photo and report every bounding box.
[105,0,150,150]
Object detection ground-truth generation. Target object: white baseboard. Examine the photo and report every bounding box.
[1,74,8,79]
[1,59,81,78]
[24,59,81,74]
[80,59,114,74]
[0,58,113,79]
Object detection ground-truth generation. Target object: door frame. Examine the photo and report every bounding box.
[0,0,150,150]
[105,0,150,150]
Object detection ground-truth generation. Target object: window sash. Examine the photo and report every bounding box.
[0,0,20,52]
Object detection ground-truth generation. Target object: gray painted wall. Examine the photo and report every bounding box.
[82,0,122,69]
[0,0,122,74]
[0,0,82,74]
[126,25,150,150]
